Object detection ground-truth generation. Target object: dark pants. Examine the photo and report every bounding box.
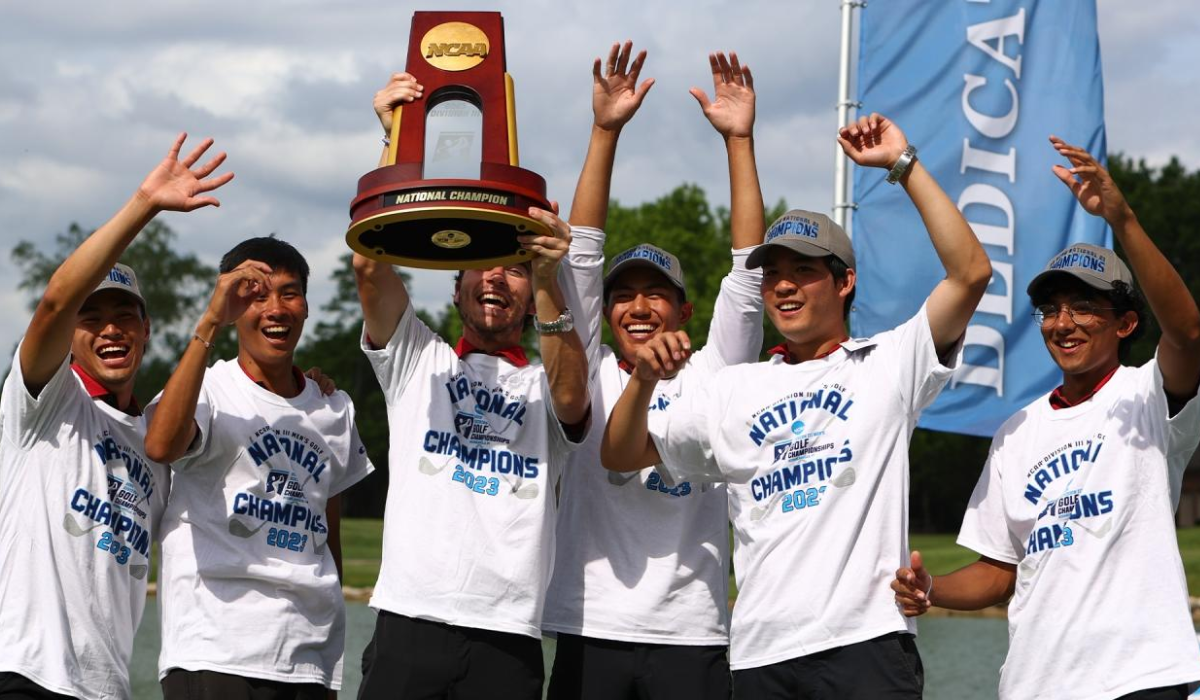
[0,673,76,700]
[732,632,923,700]
[547,633,731,700]
[358,611,544,700]
[161,669,326,700]
[1117,685,1192,700]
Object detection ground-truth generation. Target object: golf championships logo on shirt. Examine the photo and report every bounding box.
[418,370,544,500]
[745,384,858,521]
[229,426,331,555]
[64,432,158,579]
[1023,434,1114,555]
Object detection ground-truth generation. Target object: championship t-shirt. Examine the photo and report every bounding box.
[0,344,168,700]
[958,359,1200,700]
[364,305,582,638]
[153,359,373,689]
[648,305,958,669]
[543,226,763,645]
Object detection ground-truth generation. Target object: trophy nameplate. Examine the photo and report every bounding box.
[347,11,552,270]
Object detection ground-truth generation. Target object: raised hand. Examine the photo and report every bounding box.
[202,260,273,331]
[136,133,234,212]
[593,41,655,132]
[837,113,908,170]
[521,205,573,281]
[374,72,424,134]
[690,52,755,140]
[634,330,693,381]
[891,550,933,617]
[1049,136,1133,225]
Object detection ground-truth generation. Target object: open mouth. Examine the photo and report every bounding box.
[777,301,804,313]
[262,325,291,341]
[478,292,510,310]
[622,322,659,341]
[1054,337,1084,352]
[95,343,131,362]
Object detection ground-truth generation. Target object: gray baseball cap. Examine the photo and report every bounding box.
[747,209,856,270]
[1027,243,1133,297]
[603,244,686,295]
[90,263,146,308]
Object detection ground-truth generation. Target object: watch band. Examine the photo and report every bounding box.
[886,144,918,184]
[533,306,574,334]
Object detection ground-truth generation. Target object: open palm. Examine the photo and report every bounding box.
[593,41,654,131]
[691,52,754,139]
[139,133,234,212]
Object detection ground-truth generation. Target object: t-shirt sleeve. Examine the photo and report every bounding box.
[1,341,78,449]
[957,441,1024,565]
[360,303,447,398]
[647,381,725,485]
[691,247,765,374]
[1139,355,1200,507]
[329,397,375,498]
[560,225,606,377]
[877,303,963,416]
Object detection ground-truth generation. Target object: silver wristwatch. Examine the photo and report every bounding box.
[533,306,574,334]
[886,144,918,184]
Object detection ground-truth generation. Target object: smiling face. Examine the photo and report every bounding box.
[72,289,150,398]
[235,268,308,366]
[604,266,693,363]
[455,263,533,347]
[1035,279,1136,381]
[760,248,853,349]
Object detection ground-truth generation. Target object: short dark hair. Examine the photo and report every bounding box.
[827,256,855,321]
[1030,276,1146,361]
[219,236,310,294]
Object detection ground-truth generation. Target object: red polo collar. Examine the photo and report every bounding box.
[71,363,141,416]
[239,361,307,394]
[769,338,849,365]
[1049,365,1120,410]
[454,337,530,368]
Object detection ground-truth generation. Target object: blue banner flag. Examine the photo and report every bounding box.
[851,0,1110,436]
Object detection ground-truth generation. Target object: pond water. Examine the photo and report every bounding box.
[130,601,1015,699]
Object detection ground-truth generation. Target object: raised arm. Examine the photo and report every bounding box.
[569,41,654,228]
[838,114,992,357]
[601,330,692,471]
[690,51,763,250]
[523,209,590,427]
[352,254,410,348]
[1050,136,1200,401]
[20,134,233,395]
[891,551,1016,616]
[373,72,424,168]
[144,260,273,464]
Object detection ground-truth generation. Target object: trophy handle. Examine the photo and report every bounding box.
[505,73,519,167]
[387,106,403,166]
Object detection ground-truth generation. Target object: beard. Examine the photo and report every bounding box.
[458,303,528,344]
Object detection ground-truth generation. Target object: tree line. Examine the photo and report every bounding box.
[7,155,1197,529]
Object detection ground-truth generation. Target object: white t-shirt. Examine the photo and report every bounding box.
[958,359,1200,700]
[363,305,582,638]
[0,344,168,700]
[543,226,763,645]
[648,306,958,670]
[153,360,373,689]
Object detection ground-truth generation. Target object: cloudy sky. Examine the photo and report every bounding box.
[1,1,1197,360]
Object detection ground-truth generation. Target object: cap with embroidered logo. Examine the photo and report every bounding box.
[1027,243,1133,297]
[747,209,856,270]
[90,263,146,309]
[603,244,686,295]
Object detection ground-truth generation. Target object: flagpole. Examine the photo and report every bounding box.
[833,0,864,233]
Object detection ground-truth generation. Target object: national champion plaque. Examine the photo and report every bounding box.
[347,11,553,269]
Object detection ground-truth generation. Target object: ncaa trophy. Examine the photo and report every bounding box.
[347,11,553,269]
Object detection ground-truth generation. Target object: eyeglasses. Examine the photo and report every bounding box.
[1032,302,1116,327]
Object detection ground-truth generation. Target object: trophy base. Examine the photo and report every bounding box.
[347,166,552,270]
